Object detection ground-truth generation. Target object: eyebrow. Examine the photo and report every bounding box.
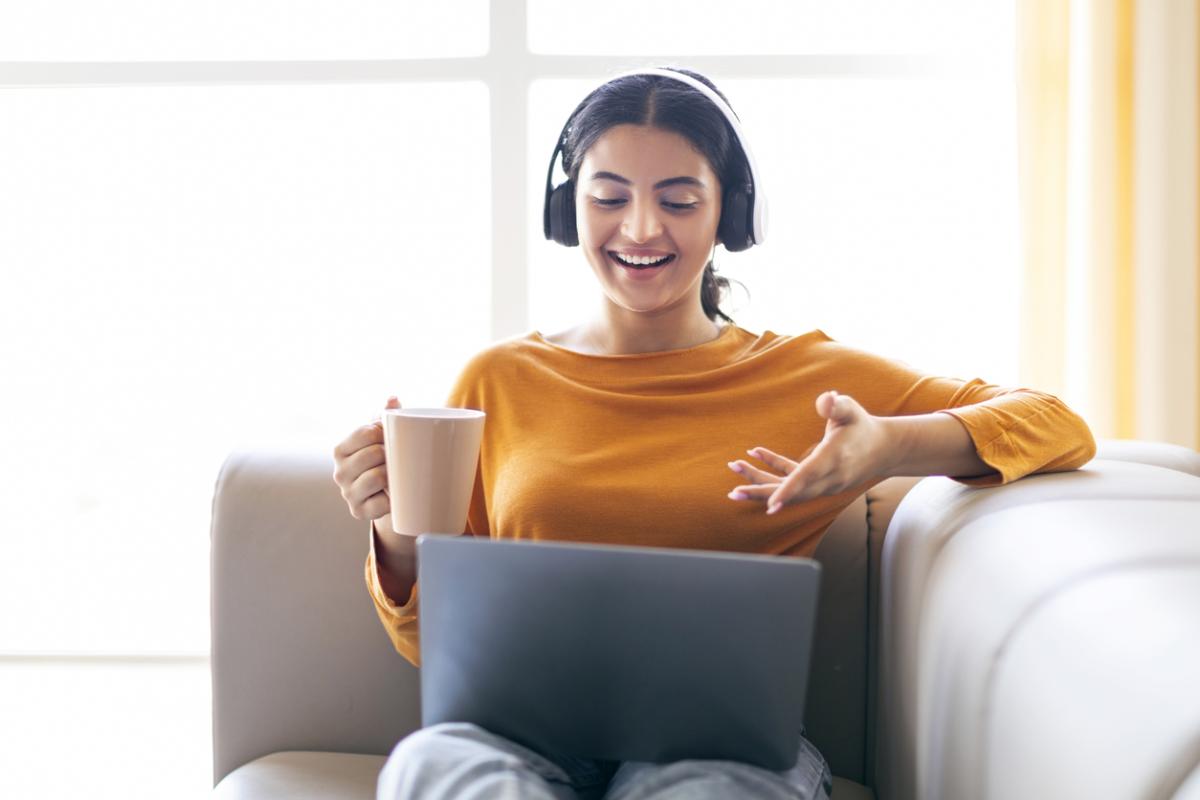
[589,171,706,190]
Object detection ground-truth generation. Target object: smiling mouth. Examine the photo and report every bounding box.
[607,252,677,269]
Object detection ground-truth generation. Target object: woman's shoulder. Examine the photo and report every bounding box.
[450,329,557,379]
[455,332,536,372]
[532,325,601,355]
[456,325,839,373]
[729,327,904,369]
[445,334,539,404]
[736,325,834,353]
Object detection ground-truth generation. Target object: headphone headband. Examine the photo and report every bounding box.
[542,67,768,249]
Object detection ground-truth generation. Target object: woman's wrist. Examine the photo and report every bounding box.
[371,522,418,598]
[878,412,995,480]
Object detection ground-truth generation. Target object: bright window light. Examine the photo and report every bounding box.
[0,0,488,60]
[528,74,1020,386]
[529,0,1011,58]
[0,82,491,653]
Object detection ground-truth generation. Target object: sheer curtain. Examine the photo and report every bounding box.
[1016,0,1199,449]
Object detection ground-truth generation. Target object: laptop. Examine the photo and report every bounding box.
[415,534,822,770]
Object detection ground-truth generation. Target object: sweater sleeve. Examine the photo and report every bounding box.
[364,454,489,668]
[933,388,1097,487]
[825,336,1098,488]
[362,354,492,668]
[364,524,422,667]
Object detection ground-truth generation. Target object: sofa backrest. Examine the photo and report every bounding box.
[210,449,424,786]
[808,475,922,786]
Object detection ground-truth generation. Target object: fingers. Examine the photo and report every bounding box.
[729,392,873,513]
[726,458,777,485]
[767,466,820,512]
[818,389,863,424]
[727,481,779,503]
[332,397,401,522]
[727,442,828,512]
[729,469,827,512]
[726,446,804,508]
[768,436,865,510]
[333,421,385,461]
[335,395,399,461]
[338,442,385,484]
[816,389,836,415]
[371,396,402,427]
[745,446,799,473]
[344,457,390,519]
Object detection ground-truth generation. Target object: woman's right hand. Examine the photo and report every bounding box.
[333,396,401,534]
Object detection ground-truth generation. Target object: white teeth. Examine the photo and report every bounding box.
[613,252,671,266]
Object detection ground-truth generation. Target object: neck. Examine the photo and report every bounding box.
[583,306,723,356]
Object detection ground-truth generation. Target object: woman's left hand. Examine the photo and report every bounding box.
[727,390,894,514]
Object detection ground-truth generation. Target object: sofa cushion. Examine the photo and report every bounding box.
[213,751,387,799]
[213,750,875,800]
[831,775,876,800]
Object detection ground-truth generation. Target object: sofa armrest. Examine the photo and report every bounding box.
[875,458,1200,800]
[210,449,422,788]
[1094,437,1200,477]
[984,557,1200,798]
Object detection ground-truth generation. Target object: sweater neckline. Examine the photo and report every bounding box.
[530,323,738,359]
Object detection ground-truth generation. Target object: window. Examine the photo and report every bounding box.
[0,82,491,653]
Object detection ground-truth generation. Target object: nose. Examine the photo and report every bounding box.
[621,195,664,243]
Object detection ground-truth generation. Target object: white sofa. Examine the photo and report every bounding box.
[210,439,1200,799]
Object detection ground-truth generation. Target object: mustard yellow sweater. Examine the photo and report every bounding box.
[366,325,1096,666]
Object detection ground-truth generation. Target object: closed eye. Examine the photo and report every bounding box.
[592,199,698,210]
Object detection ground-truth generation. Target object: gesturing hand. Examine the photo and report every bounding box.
[726,390,893,514]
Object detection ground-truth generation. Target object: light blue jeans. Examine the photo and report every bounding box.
[377,721,834,800]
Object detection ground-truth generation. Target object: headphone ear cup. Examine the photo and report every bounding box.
[718,187,751,252]
[548,181,578,247]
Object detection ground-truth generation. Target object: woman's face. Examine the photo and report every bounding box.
[574,124,723,318]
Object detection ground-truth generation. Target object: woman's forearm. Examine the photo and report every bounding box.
[372,521,418,604]
[879,412,995,479]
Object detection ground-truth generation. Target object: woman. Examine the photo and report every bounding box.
[332,66,1096,800]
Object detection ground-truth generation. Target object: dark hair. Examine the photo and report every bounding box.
[562,66,751,326]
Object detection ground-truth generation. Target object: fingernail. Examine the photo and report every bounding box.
[728,490,749,500]
[746,449,759,457]
[727,462,743,473]
[767,503,781,515]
